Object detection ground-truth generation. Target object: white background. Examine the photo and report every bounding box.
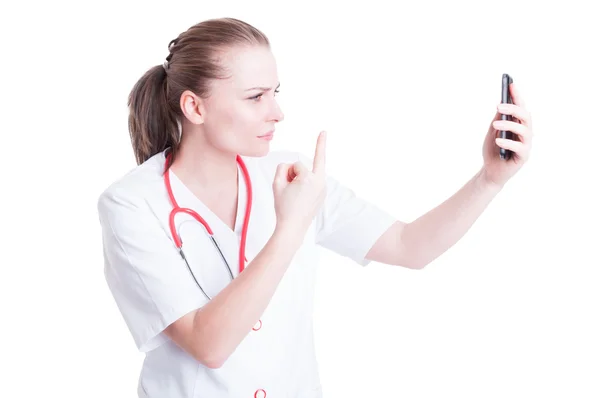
[1,0,599,397]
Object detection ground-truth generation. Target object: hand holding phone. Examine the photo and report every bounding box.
[499,73,514,160]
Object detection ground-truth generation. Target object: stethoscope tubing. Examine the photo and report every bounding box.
[163,151,252,301]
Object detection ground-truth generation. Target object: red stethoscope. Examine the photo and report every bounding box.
[163,151,262,331]
[165,152,271,395]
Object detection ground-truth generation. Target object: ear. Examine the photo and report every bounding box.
[180,90,205,125]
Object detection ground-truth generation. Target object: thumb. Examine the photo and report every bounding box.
[273,163,291,193]
[291,161,309,179]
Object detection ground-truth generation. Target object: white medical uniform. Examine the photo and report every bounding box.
[97,149,396,398]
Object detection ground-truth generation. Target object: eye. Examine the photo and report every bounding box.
[249,89,280,101]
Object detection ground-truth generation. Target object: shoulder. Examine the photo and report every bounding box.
[97,151,166,219]
[96,149,308,216]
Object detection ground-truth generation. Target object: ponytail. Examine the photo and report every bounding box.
[127,65,179,167]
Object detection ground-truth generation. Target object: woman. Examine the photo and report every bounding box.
[97,17,533,398]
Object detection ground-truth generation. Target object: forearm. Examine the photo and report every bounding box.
[193,226,302,367]
[401,168,503,268]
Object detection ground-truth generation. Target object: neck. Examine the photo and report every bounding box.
[170,134,239,196]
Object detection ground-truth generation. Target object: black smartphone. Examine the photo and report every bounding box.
[499,73,514,160]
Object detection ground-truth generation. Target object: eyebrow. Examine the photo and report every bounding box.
[245,82,281,92]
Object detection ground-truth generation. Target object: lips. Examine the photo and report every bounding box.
[258,130,274,138]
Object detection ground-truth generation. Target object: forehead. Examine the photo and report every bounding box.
[217,45,278,90]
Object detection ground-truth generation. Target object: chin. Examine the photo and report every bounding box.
[238,145,270,158]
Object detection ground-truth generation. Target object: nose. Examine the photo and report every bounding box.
[270,99,284,123]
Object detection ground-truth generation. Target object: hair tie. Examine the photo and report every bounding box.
[164,38,179,71]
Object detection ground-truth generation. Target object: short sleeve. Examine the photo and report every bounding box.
[97,189,207,352]
[297,153,397,266]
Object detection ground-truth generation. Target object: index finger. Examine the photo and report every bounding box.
[312,131,327,174]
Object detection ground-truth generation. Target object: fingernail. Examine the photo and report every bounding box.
[497,103,509,111]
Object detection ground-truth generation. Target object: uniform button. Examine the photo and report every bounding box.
[254,389,266,398]
[252,319,262,331]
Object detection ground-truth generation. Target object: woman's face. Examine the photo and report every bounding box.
[200,45,284,157]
